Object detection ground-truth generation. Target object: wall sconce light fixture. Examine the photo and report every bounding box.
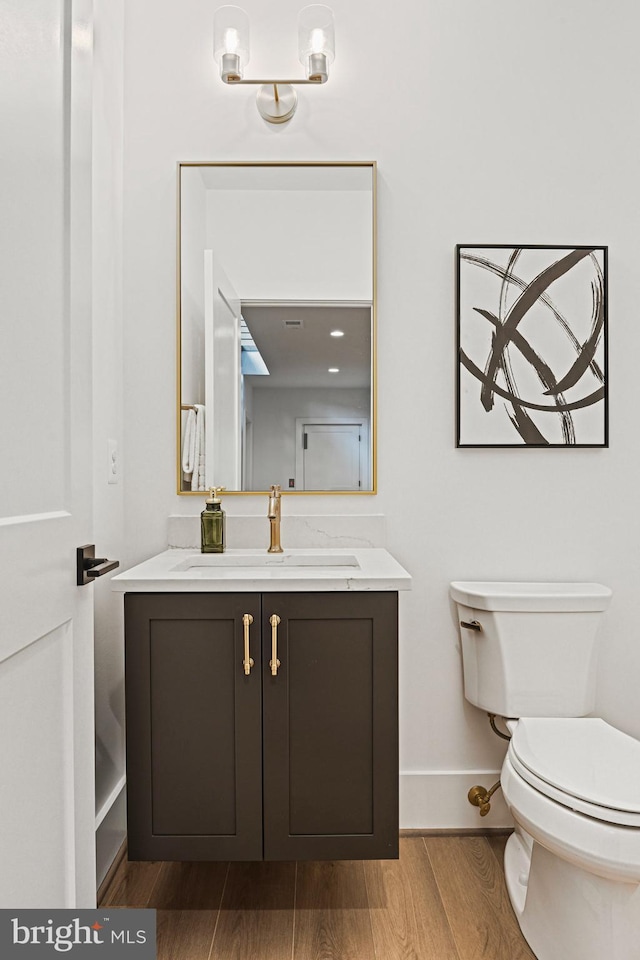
[213,4,335,124]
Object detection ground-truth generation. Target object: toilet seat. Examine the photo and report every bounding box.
[509,718,640,827]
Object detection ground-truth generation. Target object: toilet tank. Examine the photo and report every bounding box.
[450,582,612,718]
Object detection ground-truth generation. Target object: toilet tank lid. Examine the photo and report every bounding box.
[449,581,612,612]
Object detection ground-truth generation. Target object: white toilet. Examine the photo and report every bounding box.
[450,581,640,960]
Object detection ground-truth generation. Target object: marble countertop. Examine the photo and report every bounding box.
[111,547,412,593]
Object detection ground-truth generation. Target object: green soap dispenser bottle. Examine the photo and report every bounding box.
[201,486,226,553]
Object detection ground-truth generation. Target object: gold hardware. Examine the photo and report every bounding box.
[223,76,324,86]
[269,614,281,676]
[468,781,501,817]
[267,484,284,553]
[255,84,298,124]
[242,613,254,675]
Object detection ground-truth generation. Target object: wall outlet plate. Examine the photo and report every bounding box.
[108,439,119,484]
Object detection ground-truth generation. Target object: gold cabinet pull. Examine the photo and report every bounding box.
[269,614,281,676]
[242,613,254,675]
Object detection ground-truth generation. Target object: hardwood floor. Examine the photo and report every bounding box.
[100,834,537,960]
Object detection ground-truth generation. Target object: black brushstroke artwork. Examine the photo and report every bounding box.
[456,246,607,447]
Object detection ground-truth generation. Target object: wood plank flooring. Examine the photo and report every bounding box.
[100,834,536,960]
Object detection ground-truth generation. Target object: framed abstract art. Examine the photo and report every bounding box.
[456,245,608,447]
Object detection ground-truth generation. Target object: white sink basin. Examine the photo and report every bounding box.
[171,552,360,572]
[110,547,412,593]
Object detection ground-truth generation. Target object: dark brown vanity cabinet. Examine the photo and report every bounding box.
[124,591,398,862]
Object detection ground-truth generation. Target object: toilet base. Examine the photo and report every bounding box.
[504,832,640,960]
[503,827,532,918]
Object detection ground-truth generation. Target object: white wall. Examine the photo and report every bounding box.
[121,0,640,827]
[180,167,207,406]
[206,186,372,300]
[92,0,126,884]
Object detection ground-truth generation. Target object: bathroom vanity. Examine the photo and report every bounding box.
[112,548,411,862]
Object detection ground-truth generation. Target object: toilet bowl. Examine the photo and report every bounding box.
[501,720,640,960]
[450,581,640,960]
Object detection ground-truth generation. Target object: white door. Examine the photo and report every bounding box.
[0,0,96,907]
[204,251,242,489]
[301,423,363,490]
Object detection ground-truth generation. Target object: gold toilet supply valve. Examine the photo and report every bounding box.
[468,781,501,817]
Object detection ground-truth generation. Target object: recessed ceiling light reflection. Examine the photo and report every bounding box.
[330,329,344,337]
[328,367,339,373]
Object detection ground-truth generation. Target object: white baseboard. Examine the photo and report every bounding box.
[96,773,126,830]
[400,770,514,829]
[95,784,127,890]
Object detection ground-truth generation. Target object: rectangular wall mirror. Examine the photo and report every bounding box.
[178,161,376,494]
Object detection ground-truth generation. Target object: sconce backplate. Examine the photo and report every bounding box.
[256,84,298,124]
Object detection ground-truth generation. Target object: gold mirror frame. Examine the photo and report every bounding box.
[176,160,377,495]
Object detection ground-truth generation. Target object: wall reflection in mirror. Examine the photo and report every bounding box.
[179,162,375,493]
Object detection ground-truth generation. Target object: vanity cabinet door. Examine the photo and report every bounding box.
[124,593,262,860]
[261,592,398,860]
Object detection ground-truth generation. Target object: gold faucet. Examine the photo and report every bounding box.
[267,484,283,553]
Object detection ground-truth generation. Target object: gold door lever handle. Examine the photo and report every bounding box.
[269,614,281,676]
[242,613,254,675]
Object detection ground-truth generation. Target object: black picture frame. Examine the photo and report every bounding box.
[456,245,608,448]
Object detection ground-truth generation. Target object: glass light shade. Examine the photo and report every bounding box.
[213,5,250,81]
[298,5,335,82]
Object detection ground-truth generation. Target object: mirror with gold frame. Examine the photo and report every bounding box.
[178,161,376,494]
